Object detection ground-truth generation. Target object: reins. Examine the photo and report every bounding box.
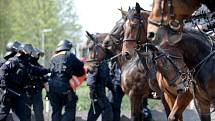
[142,43,184,86]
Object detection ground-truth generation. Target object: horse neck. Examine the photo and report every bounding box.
[155,44,186,84]
[174,0,201,20]
[122,53,144,72]
[175,32,211,69]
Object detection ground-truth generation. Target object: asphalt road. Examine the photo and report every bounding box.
[7,106,215,121]
[73,109,200,121]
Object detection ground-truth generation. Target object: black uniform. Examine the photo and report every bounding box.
[26,58,47,121]
[0,58,7,121]
[49,51,85,121]
[0,59,6,67]
[0,55,49,121]
[109,62,124,121]
[86,61,113,121]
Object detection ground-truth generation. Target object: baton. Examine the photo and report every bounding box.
[91,99,96,115]
[7,88,21,97]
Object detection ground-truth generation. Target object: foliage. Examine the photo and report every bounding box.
[0,0,82,63]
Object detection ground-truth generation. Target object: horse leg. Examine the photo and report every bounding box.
[196,100,211,121]
[129,93,143,121]
[162,92,176,120]
[168,91,192,121]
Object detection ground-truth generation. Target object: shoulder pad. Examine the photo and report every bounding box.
[52,51,66,58]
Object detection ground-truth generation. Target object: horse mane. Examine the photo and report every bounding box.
[110,17,125,35]
[124,49,146,72]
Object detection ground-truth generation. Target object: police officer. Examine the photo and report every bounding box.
[26,48,47,121]
[109,61,124,121]
[49,40,85,121]
[86,45,113,121]
[0,43,49,121]
[0,41,22,66]
[0,41,22,121]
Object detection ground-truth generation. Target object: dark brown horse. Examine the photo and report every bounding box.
[102,10,155,121]
[147,0,215,44]
[86,32,108,50]
[86,32,151,121]
[154,29,215,121]
[122,3,192,121]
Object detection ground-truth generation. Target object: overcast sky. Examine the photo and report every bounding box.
[73,0,152,41]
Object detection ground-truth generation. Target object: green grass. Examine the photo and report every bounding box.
[75,82,162,111]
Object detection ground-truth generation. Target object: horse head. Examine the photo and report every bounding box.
[122,2,149,57]
[121,3,157,81]
[147,0,201,45]
[85,31,106,62]
[102,8,127,54]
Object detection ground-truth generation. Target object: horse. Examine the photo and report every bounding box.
[122,3,192,121]
[87,9,156,121]
[80,33,107,61]
[86,32,108,50]
[147,0,215,44]
[152,28,215,121]
[103,8,160,121]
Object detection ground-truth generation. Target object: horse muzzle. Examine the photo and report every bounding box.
[176,80,189,94]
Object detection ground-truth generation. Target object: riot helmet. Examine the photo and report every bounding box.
[19,44,35,55]
[4,41,22,59]
[32,48,44,59]
[55,40,73,52]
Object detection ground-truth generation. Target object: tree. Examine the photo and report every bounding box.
[0,0,82,64]
[58,0,82,43]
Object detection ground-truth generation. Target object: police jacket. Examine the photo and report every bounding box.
[87,61,112,98]
[0,58,6,67]
[29,59,48,91]
[110,62,121,85]
[49,51,85,91]
[0,55,49,92]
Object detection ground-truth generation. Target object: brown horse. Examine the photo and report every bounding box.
[102,10,156,121]
[122,3,192,121]
[154,29,215,121]
[147,0,215,44]
[86,32,108,50]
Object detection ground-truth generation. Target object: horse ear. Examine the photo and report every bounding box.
[128,6,131,11]
[135,2,141,13]
[118,7,127,17]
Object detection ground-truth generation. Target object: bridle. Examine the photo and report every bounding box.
[123,11,147,51]
[142,43,190,87]
[148,0,181,32]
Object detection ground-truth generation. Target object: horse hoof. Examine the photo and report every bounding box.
[168,116,176,121]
